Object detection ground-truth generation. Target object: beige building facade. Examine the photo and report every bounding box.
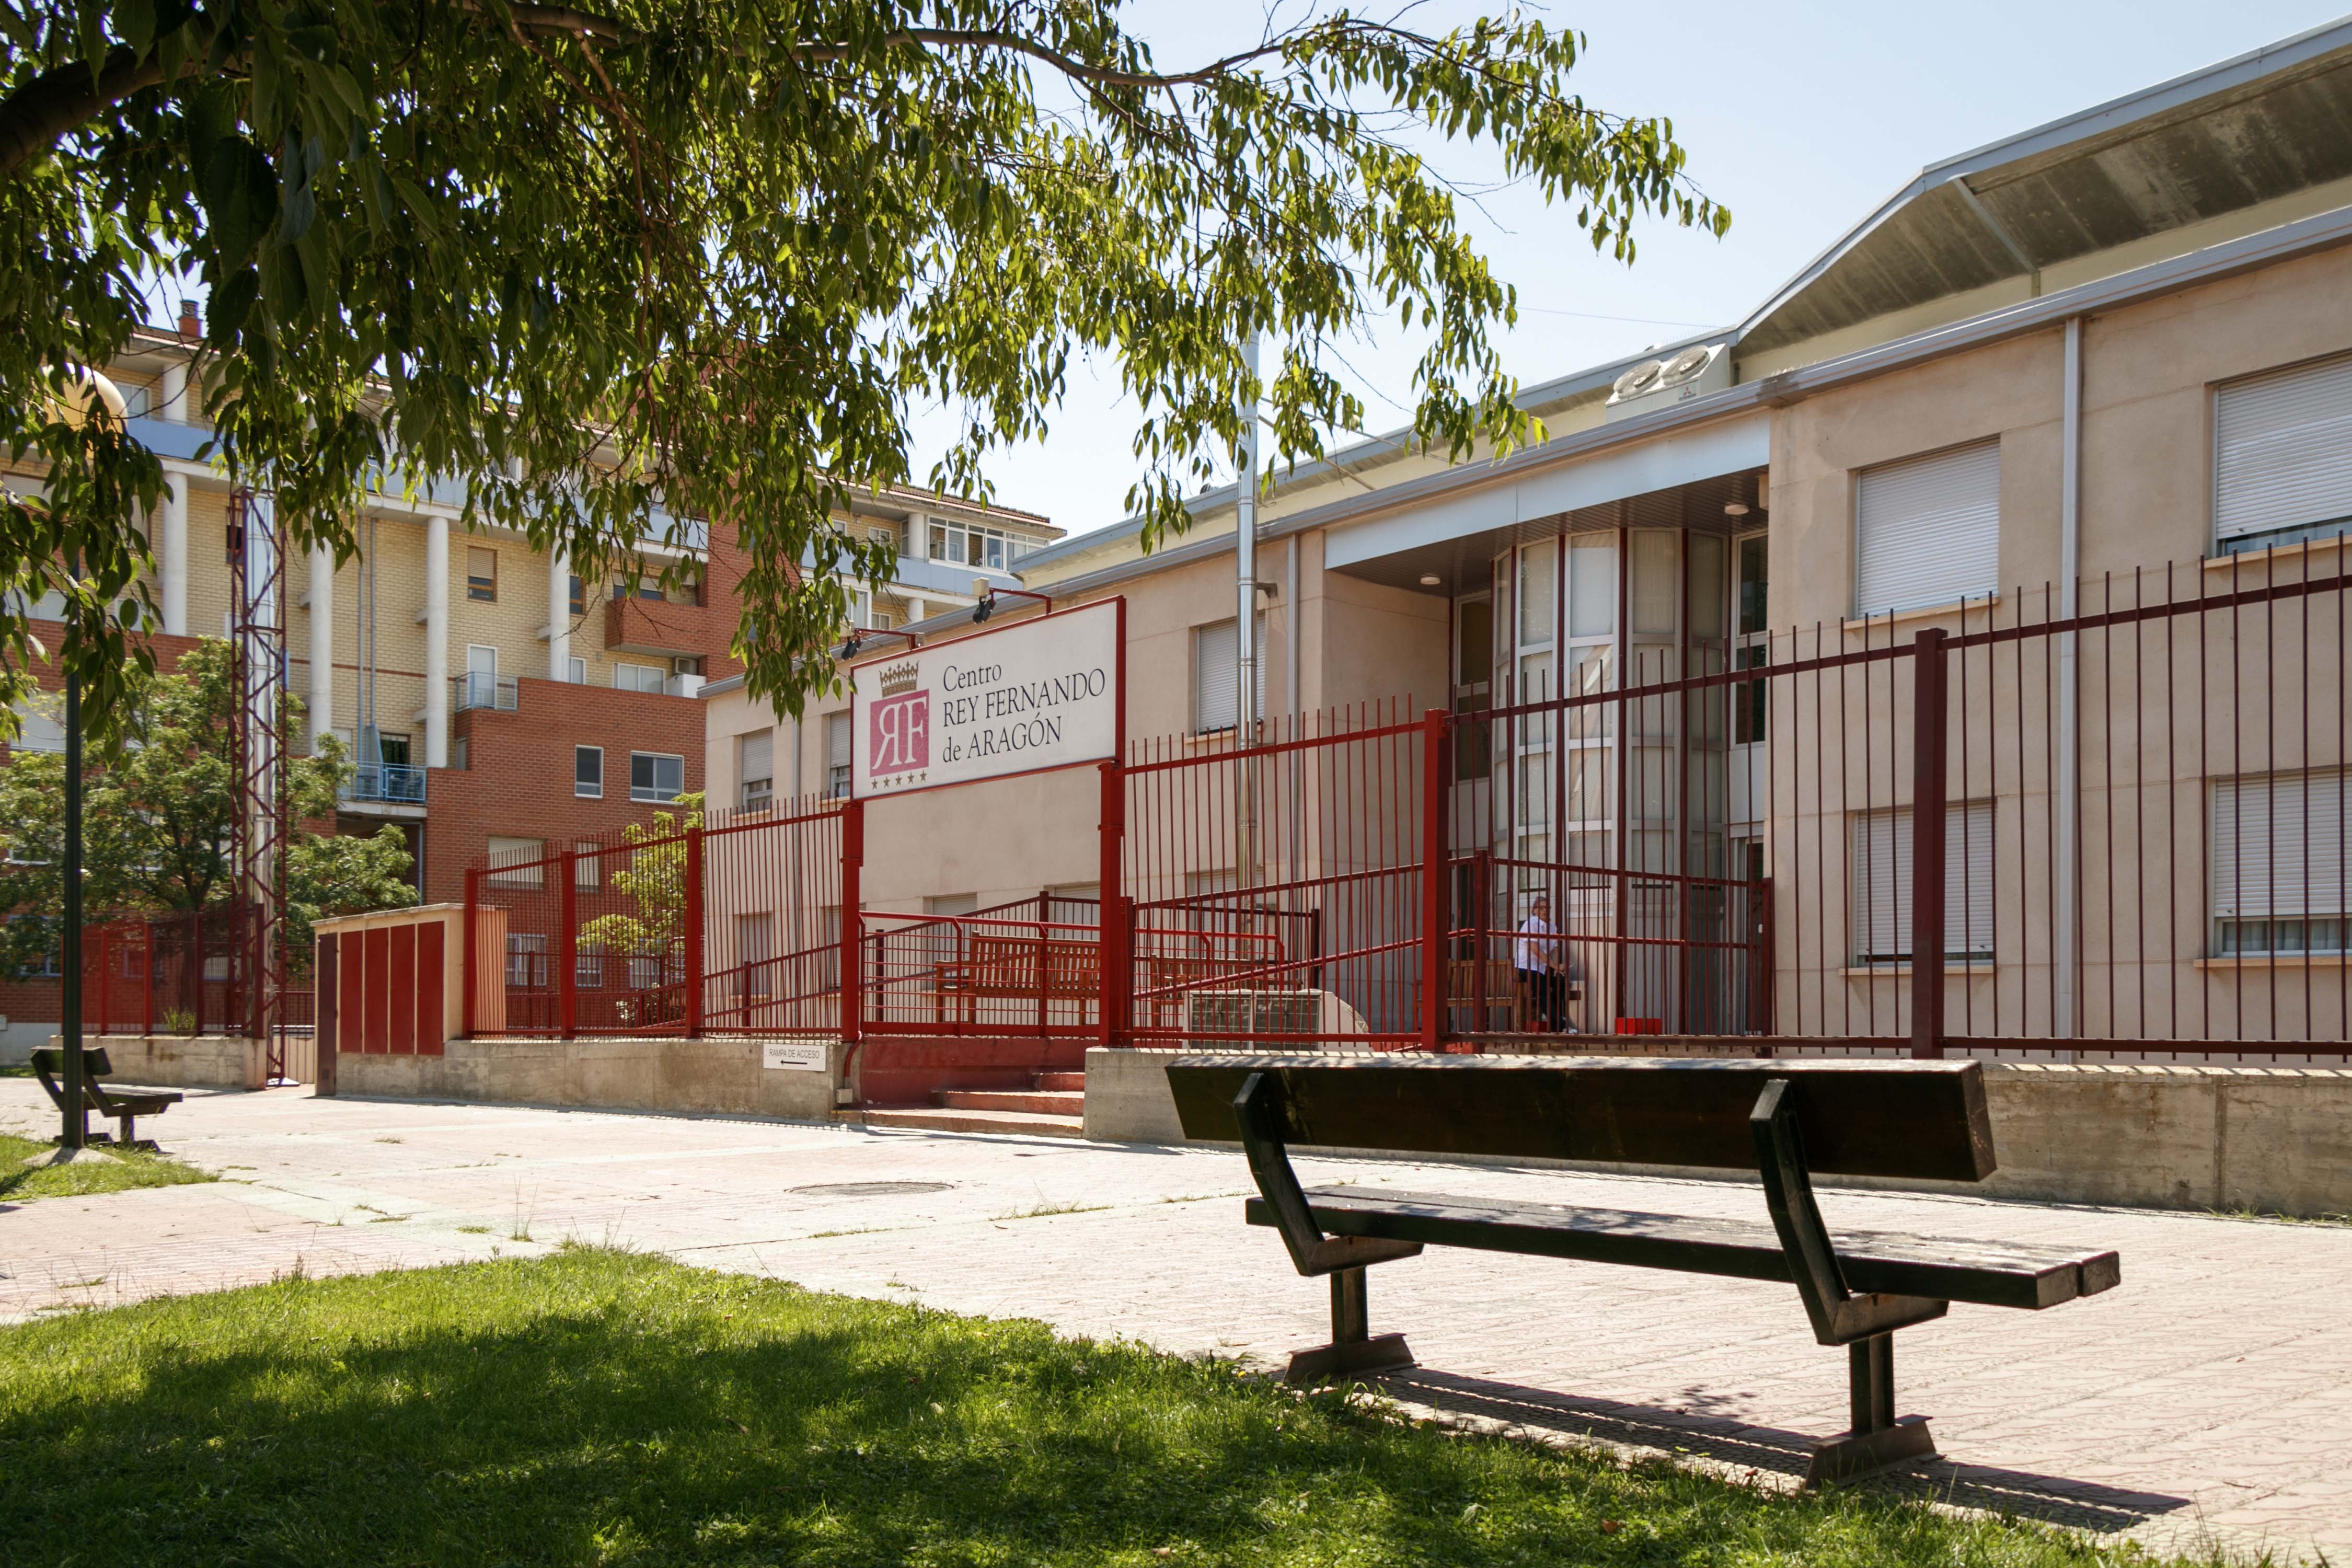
[706,24,2352,1052]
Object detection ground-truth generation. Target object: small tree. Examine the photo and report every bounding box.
[0,637,414,974]
[579,794,704,1006]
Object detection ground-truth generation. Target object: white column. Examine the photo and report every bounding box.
[307,541,335,745]
[424,514,450,767]
[157,472,188,635]
[903,595,927,626]
[548,544,571,679]
[159,361,188,424]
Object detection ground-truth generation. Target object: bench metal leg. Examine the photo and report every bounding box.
[1283,1266,1414,1384]
[1803,1333,1936,1486]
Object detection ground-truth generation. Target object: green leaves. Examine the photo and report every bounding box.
[1,1,1723,722]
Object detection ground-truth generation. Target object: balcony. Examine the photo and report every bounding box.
[604,589,723,660]
[452,672,518,712]
[345,763,428,806]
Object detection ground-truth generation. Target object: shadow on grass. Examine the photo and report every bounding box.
[0,1251,2212,1567]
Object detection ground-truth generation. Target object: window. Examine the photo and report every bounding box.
[630,751,684,802]
[574,746,604,799]
[1192,615,1266,733]
[486,836,545,889]
[505,932,547,988]
[613,662,665,695]
[466,546,498,603]
[574,841,602,891]
[9,915,60,978]
[568,573,585,615]
[868,525,898,553]
[7,693,65,753]
[567,655,586,685]
[1734,532,1769,746]
[824,712,851,798]
[1854,440,2000,617]
[927,518,1027,573]
[738,728,775,811]
[735,914,774,998]
[1850,802,1994,964]
[375,732,411,768]
[2214,355,2352,554]
[2212,769,2348,955]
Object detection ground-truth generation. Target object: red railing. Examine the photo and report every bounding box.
[76,907,258,1037]
[463,795,846,1038]
[858,910,1105,1036]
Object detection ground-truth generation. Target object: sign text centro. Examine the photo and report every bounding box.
[850,599,1120,798]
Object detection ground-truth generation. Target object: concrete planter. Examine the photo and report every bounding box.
[1082,1047,2352,1218]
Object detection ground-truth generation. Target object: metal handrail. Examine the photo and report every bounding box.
[451,672,518,711]
[346,762,427,804]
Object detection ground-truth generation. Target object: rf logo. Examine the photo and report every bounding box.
[870,690,929,776]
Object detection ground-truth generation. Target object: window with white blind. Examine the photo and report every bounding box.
[737,728,775,811]
[1850,801,1996,964]
[2212,769,2348,955]
[2214,355,2352,553]
[1192,614,1267,734]
[7,694,64,753]
[1854,441,2001,617]
[824,712,851,799]
[485,836,546,889]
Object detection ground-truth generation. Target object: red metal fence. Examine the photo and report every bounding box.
[78,907,256,1036]
[447,546,2352,1060]
[464,795,846,1037]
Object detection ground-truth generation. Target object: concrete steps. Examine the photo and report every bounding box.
[857,1069,1088,1138]
[859,1105,1085,1138]
[938,1088,1085,1115]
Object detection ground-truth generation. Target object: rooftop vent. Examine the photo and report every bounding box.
[1604,342,1730,423]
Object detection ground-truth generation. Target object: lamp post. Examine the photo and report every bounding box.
[47,367,126,1155]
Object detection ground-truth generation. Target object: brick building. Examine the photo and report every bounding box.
[1,314,1060,1058]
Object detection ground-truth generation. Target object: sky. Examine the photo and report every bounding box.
[906,0,2352,543]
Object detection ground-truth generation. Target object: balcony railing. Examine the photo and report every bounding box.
[346,763,427,805]
[452,673,518,712]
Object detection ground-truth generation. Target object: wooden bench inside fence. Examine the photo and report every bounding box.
[1164,1054,2122,1485]
[1135,931,1287,1027]
[930,933,1101,1023]
[1445,956,1583,1031]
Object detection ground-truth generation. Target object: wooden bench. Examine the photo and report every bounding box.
[31,1047,182,1149]
[930,934,1100,1024]
[1136,931,1286,1028]
[1445,957,1583,1031]
[1164,1054,2120,1485]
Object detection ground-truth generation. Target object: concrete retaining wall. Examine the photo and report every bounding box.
[333,1035,845,1121]
[1082,1047,2352,1217]
[61,1032,264,1090]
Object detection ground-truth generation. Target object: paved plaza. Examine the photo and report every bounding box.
[4,1081,2350,1562]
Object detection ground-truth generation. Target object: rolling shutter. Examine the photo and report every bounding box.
[2212,771,2348,918]
[2214,356,2352,544]
[1850,802,1994,962]
[1192,615,1265,733]
[737,728,773,787]
[1854,441,2001,617]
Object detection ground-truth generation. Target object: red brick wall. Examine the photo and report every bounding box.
[425,676,708,902]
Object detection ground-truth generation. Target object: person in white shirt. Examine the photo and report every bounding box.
[1515,894,1568,1031]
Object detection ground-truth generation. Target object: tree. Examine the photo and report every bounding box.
[1,3,1724,730]
[0,637,415,973]
[579,792,700,1025]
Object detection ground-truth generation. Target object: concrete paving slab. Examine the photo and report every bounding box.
[3,1081,2349,1562]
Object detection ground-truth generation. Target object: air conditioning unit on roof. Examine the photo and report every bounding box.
[1603,342,1731,424]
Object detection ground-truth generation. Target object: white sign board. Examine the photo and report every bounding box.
[761,1039,830,1072]
[851,599,1121,798]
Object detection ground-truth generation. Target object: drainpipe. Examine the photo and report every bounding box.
[2055,317,2083,1044]
[1235,333,1261,893]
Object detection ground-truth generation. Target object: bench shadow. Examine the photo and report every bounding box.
[1375,1367,2193,1537]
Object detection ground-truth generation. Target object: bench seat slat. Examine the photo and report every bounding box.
[1247,1186,2120,1310]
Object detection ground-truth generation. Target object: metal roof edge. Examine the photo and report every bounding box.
[1738,16,2352,341]
[1033,199,2352,598]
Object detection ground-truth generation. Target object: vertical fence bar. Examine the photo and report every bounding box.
[1098,759,1125,1047]
[1911,627,1949,1059]
[558,848,578,1040]
[840,798,864,1041]
[1420,707,1446,1050]
[463,867,480,1039]
[684,825,705,1038]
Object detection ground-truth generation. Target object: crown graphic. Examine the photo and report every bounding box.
[878,661,921,698]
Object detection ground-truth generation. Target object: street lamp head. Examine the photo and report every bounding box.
[47,366,126,430]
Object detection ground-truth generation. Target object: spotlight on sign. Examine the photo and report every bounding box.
[972,589,995,624]
[838,631,863,660]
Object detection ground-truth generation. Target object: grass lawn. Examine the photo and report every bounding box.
[0,1251,2208,1567]
[0,1131,216,1202]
